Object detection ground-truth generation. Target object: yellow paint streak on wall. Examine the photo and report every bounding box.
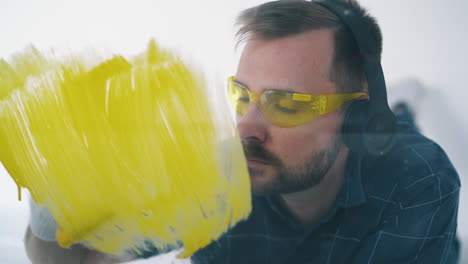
[0,40,251,257]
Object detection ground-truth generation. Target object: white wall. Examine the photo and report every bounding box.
[1,0,467,263]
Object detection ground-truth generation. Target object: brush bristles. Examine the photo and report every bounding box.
[0,40,251,257]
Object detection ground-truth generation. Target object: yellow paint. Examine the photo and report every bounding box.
[0,40,251,257]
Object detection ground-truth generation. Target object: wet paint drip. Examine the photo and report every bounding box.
[0,40,251,257]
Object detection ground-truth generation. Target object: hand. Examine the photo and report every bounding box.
[24,226,137,264]
[80,249,136,264]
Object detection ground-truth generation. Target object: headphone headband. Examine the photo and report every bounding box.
[315,0,378,55]
[313,0,397,156]
[314,0,389,111]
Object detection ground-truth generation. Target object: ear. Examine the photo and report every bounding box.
[341,100,370,154]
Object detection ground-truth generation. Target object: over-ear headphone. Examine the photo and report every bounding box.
[314,0,397,156]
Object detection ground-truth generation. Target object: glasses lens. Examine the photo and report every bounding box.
[227,79,250,115]
[260,91,319,127]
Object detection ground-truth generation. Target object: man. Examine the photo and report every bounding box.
[25,0,460,263]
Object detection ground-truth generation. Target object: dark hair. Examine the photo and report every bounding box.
[235,0,382,93]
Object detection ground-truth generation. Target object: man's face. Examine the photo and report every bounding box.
[235,29,345,195]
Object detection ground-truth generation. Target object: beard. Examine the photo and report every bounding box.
[242,136,342,196]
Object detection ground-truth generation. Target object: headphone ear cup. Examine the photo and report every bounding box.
[363,110,398,156]
[342,100,370,154]
[342,100,398,156]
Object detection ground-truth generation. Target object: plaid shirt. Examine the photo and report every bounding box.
[188,123,460,264]
[139,123,460,263]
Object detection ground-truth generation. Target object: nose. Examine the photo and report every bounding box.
[236,103,269,143]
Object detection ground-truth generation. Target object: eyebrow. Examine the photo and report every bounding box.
[233,78,249,89]
[233,78,298,94]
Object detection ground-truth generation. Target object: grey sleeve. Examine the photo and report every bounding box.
[28,198,58,242]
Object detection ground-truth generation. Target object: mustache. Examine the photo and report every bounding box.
[242,139,281,166]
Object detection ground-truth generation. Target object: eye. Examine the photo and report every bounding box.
[238,96,250,103]
[274,104,297,114]
[273,97,298,114]
[232,84,250,103]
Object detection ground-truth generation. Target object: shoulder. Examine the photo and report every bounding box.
[364,122,460,208]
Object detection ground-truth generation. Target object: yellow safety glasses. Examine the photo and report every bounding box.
[227,76,366,127]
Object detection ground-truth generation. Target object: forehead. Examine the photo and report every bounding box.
[236,29,336,94]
